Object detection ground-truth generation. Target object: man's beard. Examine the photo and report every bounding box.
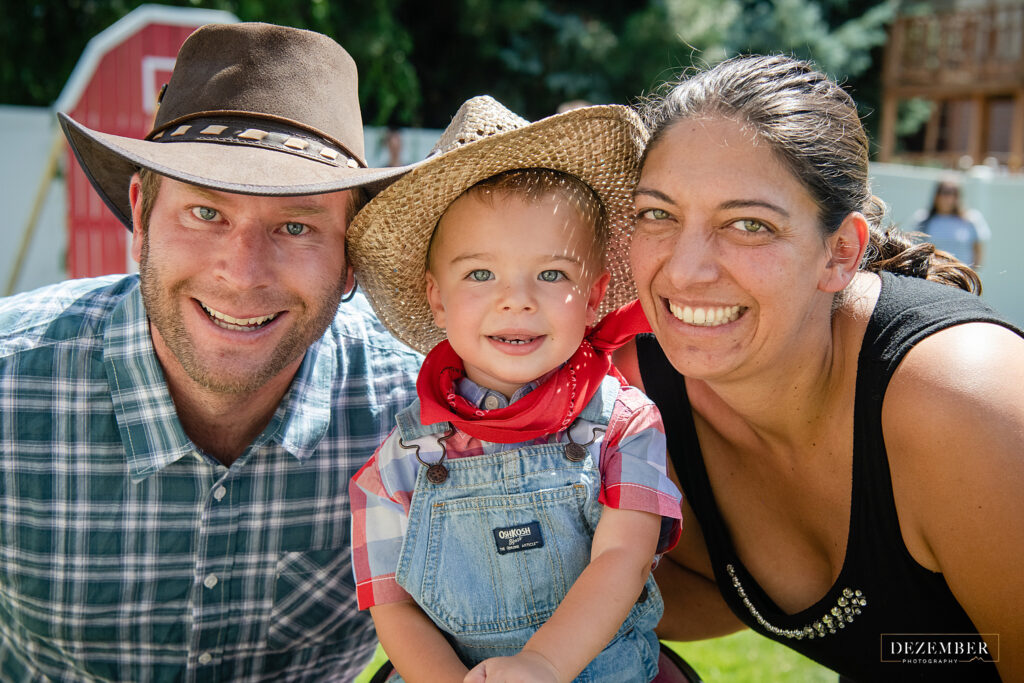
[137,231,346,395]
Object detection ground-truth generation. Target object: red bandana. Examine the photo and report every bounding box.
[416,300,651,443]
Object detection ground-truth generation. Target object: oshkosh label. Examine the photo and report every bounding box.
[493,521,544,555]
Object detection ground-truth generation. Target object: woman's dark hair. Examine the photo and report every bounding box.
[639,54,980,294]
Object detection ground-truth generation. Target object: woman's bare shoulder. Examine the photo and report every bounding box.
[882,320,1024,516]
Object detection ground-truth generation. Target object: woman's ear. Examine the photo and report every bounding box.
[819,212,869,293]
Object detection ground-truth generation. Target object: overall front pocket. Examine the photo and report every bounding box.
[409,483,593,635]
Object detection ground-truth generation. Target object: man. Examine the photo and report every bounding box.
[0,23,421,681]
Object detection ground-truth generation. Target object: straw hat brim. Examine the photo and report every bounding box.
[60,114,411,230]
[348,104,647,354]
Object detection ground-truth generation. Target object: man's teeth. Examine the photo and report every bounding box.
[668,302,742,327]
[201,303,278,330]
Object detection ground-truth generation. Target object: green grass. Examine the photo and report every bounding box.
[667,632,836,682]
[354,630,837,682]
[352,646,388,683]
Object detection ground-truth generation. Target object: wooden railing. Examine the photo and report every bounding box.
[885,4,1024,93]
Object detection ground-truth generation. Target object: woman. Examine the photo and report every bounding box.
[616,55,1023,681]
[913,177,991,268]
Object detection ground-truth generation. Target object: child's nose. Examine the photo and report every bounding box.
[499,278,536,312]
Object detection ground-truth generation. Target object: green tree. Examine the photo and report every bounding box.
[0,0,896,134]
[0,0,140,105]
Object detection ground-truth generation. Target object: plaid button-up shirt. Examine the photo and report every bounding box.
[0,276,420,682]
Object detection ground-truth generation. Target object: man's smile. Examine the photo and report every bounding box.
[199,301,281,331]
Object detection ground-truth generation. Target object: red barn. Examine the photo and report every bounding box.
[56,6,237,278]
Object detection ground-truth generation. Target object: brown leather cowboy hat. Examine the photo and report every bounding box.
[59,22,410,230]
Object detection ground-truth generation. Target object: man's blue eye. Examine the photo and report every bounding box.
[469,270,492,281]
[192,206,218,221]
[284,222,307,236]
[539,270,565,282]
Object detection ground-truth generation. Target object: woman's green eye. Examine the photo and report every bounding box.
[539,270,565,282]
[192,206,218,221]
[731,219,769,234]
[639,208,670,220]
[284,222,308,236]
[469,269,492,281]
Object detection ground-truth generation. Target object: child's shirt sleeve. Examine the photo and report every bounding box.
[598,384,683,553]
[349,429,419,610]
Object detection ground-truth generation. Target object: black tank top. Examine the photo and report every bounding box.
[638,273,1019,682]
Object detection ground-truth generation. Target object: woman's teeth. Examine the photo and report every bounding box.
[668,302,742,327]
[201,303,278,331]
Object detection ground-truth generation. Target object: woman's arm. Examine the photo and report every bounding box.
[615,339,745,641]
[884,321,1024,681]
[466,507,660,683]
[655,494,745,640]
[371,600,469,683]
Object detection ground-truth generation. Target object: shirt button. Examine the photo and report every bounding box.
[198,653,213,665]
[203,573,219,589]
[213,486,227,501]
[483,395,500,410]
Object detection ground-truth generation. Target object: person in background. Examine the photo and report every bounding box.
[0,22,420,681]
[385,125,404,166]
[912,176,991,268]
[617,54,1022,682]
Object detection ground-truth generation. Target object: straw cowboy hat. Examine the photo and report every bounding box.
[59,22,410,229]
[347,95,648,354]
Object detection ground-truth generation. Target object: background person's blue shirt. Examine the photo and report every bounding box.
[914,209,991,266]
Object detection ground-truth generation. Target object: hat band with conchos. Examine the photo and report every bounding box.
[147,117,363,169]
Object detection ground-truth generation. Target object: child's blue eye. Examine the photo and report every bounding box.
[538,270,566,282]
[469,269,493,281]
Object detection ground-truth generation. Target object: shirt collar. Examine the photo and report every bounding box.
[104,283,335,482]
[455,368,558,410]
[266,327,336,462]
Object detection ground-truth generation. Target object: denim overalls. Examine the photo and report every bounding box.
[393,376,662,682]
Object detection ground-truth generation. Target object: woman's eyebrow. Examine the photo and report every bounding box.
[719,198,790,218]
[633,189,790,219]
[633,187,675,204]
